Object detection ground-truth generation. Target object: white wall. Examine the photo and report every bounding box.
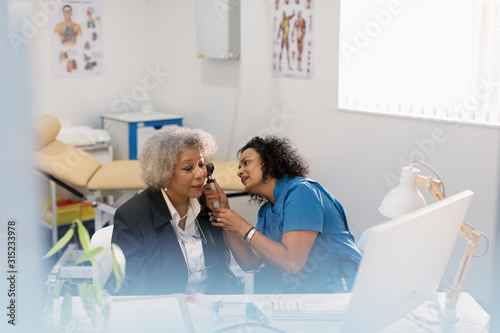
[146,0,241,161]
[29,0,499,309]
[30,0,150,128]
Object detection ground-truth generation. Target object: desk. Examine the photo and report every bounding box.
[200,293,489,333]
[45,292,489,333]
[101,112,183,160]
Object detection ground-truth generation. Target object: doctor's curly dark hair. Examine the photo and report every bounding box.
[238,136,309,204]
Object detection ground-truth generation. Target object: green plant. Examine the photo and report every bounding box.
[42,219,125,329]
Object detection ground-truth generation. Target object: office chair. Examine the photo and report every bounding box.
[90,225,114,285]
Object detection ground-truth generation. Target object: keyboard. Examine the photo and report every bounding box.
[271,300,348,321]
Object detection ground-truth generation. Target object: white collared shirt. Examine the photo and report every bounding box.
[161,188,208,293]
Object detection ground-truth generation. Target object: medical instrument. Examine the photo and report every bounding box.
[206,163,220,209]
[329,256,359,292]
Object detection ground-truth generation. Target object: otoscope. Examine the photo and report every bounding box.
[206,163,220,208]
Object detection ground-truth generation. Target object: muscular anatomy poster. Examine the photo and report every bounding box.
[51,0,105,78]
[272,0,314,79]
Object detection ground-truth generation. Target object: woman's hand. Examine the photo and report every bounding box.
[212,208,317,275]
[212,207,264,271]
[211,207,252,238]
[204,179,229,209]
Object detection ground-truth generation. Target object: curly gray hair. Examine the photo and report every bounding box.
[138,126,217,189]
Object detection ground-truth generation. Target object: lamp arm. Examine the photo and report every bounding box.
[415,175,445,201]
[445,224,481,309]
[415,175,482,310]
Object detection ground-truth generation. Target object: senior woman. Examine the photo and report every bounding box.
[106,127,237,296]
[205,136,362,294]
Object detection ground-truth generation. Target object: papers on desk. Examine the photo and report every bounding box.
[106,294,194,333]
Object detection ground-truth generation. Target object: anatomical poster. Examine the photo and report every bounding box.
[51,0,105,78]
[272,0,314,79]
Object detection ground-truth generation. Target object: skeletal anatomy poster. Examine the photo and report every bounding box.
[272,0,314,79]
[51,0,105,78]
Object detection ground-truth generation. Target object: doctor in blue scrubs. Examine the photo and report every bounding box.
[206,136,362,294]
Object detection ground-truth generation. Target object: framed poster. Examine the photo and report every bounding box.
[51,0,105,78]
[272,0,314,79]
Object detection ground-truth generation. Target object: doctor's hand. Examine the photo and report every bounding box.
[204,179,229,210]
[211,207,252,238]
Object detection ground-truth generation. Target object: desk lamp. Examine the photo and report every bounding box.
[379,161,484,323]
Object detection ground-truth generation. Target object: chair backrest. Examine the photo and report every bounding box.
[33,114,61,150]
[90,225,114,285]
[33,115,102,187]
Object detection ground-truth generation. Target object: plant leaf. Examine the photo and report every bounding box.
[78,283,97,326]
[42,227,74,259]
[76,219,91,253]
[74,247,103,265]
[93,279,110,325]
[111,243,126,292]
[44,279,66,306]
[93,279,103,304]
[60,292,72,325]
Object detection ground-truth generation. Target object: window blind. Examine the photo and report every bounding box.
[338,0,500,127]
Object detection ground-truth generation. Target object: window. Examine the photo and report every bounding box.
[338,0,500,127]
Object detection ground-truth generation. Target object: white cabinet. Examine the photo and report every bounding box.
[196,0,240,60]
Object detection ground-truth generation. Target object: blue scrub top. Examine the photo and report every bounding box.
[254,175,362,294]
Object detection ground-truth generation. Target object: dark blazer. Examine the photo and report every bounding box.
[105,188,238,296]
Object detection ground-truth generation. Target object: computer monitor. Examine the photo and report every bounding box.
[340,190,474,333]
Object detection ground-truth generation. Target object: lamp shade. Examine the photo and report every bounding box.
[379,166,426,218]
